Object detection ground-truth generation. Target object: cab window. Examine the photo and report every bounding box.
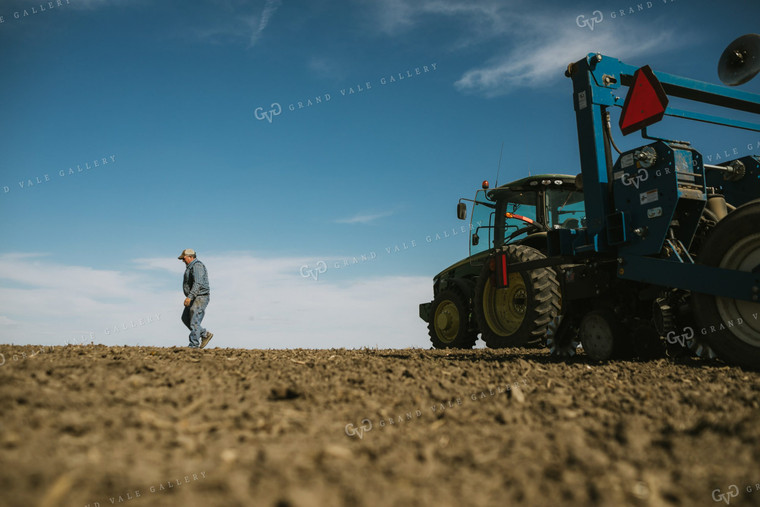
[498,190,538,244]
[546,187,585,229]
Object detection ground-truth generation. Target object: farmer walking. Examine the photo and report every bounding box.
[178,248,213,349]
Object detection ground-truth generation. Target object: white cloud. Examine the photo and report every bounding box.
[0,252,179,346]
[334,210,394,224]
[0,252,434,350]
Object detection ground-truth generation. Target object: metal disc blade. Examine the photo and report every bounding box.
[718,33,760,86]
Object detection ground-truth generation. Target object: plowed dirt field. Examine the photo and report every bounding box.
[1,345,759,506]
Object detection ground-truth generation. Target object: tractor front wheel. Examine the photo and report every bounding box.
[428,289,478,349]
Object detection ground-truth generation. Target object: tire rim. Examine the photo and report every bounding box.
[715,232,760,348]
[482,272,527,336]
[434,300,460,344]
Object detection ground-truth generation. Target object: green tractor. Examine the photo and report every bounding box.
[419,175,585,349]
[420,50,760,368]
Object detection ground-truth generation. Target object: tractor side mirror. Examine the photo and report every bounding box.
[457,202,467,220]
[472,232,479,246]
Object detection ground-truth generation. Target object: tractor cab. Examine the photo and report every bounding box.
[466,174,585,256]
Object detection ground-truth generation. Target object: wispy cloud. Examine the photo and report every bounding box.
[454,21,676,97]
[366,0,507,37]
[181,0,282,48]
[308,56,348,82]
[244,0,282,48]
[334,210,394,225]
[66,0,136,8]
[364,0,685,97]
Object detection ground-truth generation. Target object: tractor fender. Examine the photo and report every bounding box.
[439,277,476,301]
[516,232,549,253]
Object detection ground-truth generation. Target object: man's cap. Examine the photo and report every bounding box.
[178,248,196,259]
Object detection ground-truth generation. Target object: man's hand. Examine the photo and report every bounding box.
[184,297,192,307]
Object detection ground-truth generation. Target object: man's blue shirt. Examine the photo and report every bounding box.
[183,259,210,299]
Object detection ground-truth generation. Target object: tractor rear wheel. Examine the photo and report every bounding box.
[691,199,760,369]
[428,289,478,349]
[474,245,561,348]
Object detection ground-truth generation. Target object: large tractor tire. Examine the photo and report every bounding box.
[428,289,478,349]
[691,198,760,369]
[474,245,561,348]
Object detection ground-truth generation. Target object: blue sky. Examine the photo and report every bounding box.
[1,0,759,349]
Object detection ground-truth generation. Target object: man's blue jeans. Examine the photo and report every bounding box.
[182,295,209,348]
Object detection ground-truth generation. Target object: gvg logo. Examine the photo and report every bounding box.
[712,482,760,504]
[665,326,694,348]
[576,10,603,31]
[345,419,372,439]
[254,103,282,123]
[621,168,649,189]
[299,261,327,281]
[712,485,739,504]
[299,251,377,282]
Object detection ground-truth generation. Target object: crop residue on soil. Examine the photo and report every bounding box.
[1,345,759,506]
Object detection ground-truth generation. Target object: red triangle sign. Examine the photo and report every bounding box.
[619,65,669,135]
